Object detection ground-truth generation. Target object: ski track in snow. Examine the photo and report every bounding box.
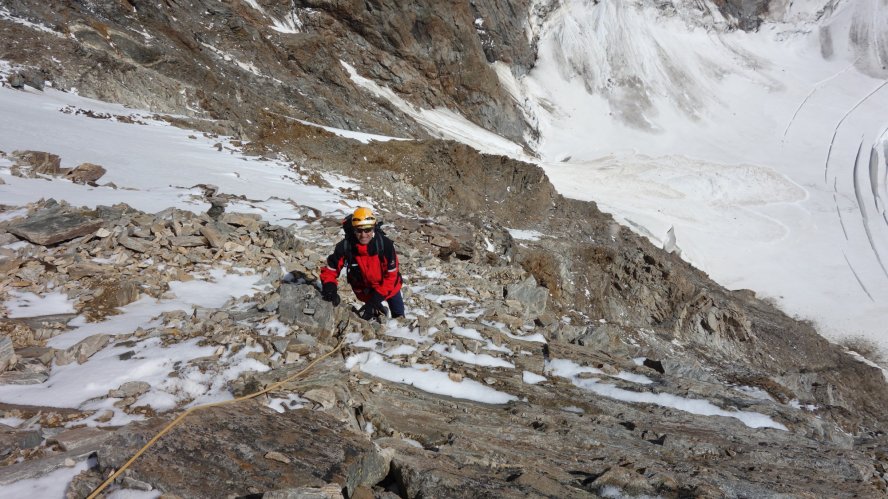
[851,138,888,280]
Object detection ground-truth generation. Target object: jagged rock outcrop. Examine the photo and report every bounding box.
[0,0,532,144]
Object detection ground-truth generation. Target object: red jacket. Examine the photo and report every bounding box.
[320,233,402,303]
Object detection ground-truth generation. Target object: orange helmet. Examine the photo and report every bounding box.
[351,207,377,229]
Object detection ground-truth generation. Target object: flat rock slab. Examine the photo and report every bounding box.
[0,370,48,385]
[48,427,112,452]
[6,208,102,246]
[71,401,389,497]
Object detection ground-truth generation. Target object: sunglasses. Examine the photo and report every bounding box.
[354,227,374,234]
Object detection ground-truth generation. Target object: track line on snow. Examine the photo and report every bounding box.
[844,252,876,302]
[834,192,849,240]
[851,138,888,280]
[823,80,888,184]
[781,58,861,141]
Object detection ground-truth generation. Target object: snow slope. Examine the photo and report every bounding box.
[519,0,888,345]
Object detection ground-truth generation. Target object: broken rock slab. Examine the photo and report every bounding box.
[6,206,103,246]
[278,284,337,342]
[0,426,42,458]
[68,401,390,498]
[108,381,150,399]
[117,234,151,253]
[48,426,111,452]
[54,334,110,366]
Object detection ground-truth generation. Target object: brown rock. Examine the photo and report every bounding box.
[222,213,262,229]
[199,224,227,249]
[65,163,106,184]
[83,279,141,311]
[264,451,291,464]
[169,235,207,248]
[68,262,108,278]
[118,234,152,253]
[10,151,61,178]
[0,253,23,275]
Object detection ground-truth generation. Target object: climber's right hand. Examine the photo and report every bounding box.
[321,283,341,307]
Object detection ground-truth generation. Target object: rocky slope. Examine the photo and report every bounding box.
[1,1,887,498]
[0,0,535,144]
[1,139,887,497]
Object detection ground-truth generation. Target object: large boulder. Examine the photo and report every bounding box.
[65,162,106,185]
[504,276,548,319]
[278,284,336,342]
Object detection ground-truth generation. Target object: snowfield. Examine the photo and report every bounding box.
[521,0,888,344]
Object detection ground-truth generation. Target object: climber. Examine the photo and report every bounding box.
[319,206,404,320]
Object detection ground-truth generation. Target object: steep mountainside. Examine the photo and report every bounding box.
[0,0,534,143]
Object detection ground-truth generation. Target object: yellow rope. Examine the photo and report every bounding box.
[87,338,345,499]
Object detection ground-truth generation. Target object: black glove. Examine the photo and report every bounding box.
[321,283,340,307]
[356,291,386,321]
[359,304,378,321]
[368,290,386,308]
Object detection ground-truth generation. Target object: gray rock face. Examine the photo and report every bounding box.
[504,276,548,319]
[0,426,42,458]
[6,204,103,246]
[278,284,337,342]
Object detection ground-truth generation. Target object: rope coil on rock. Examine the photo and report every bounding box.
[87,336,345,499]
